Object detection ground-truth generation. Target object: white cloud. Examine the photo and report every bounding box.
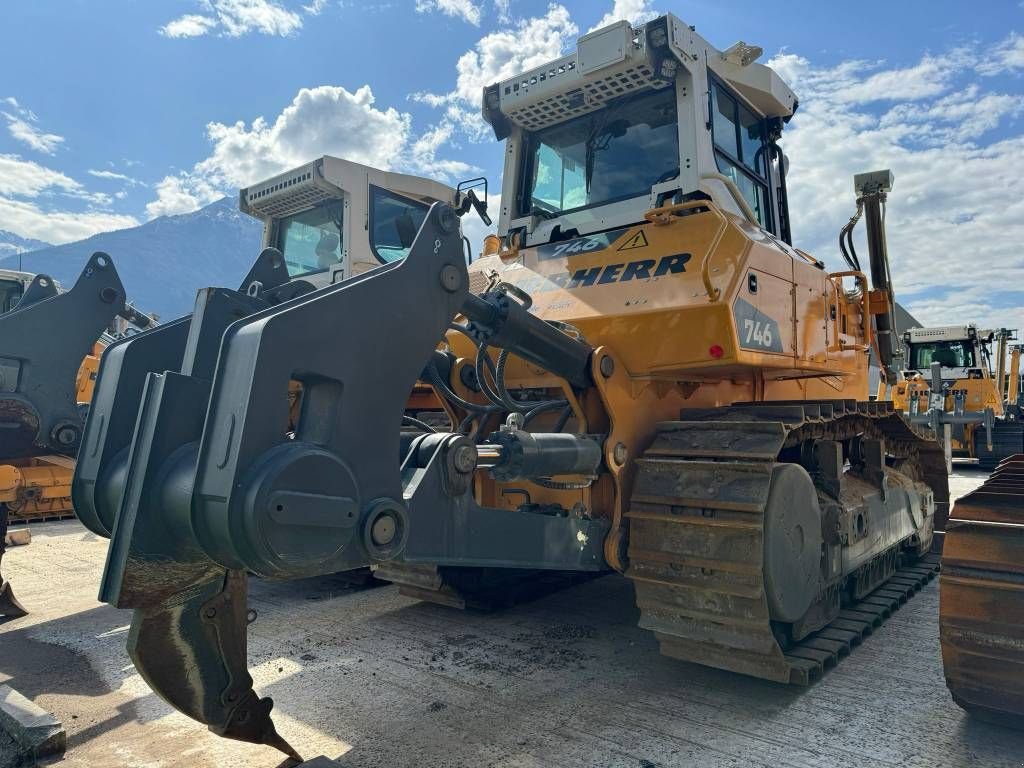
[5,116,64,154]
[494,0,511,24]
[159,14,218,38]
[409,119,476,177]
[0,153,136,242]
[587,0,657,34]
[215,0,303,36]
[768,47,1024,332]
[144,83,475,218]
[415,0,482,26]
[160,1,302,39]
[0,154,80,197]
[145,174,223,219]
[451,5,576,103]
[412,4,578,141]
[2,98,64,154]
[197,84,410,186]
[302,0,328,14]
[0,196,137,245]
[88,169,145,186]
[977,32,1024,76]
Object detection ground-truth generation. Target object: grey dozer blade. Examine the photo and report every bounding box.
[80,203,609,760]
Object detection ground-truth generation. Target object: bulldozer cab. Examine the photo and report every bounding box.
[239,156,458,286]
[904,325,990,382]
[483,16,797,249]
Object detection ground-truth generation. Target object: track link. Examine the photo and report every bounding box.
[627,399,947,685]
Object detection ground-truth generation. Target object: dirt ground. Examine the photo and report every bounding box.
[2,463,1022,768]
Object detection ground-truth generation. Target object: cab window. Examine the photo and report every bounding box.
[523,87,679,216]
[370,186,430,263]
[711,81,772,231]
[275,200,344,277]
[910,341,977,369]
[0,278,24,314]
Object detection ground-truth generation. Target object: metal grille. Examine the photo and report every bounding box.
[244,168,331,218]
[508,65,660,131]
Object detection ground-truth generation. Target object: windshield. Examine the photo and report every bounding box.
[524,87,679,216]
[0,278,24,314]
[909,341,977,369]
[275,200,344,277]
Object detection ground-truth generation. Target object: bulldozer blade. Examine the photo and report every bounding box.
[127,569,301,761]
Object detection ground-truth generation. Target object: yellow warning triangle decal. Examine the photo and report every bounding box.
[616,230,649,251]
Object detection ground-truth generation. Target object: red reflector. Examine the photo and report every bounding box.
[709,344,725,359]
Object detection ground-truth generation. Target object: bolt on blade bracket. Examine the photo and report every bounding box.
[190,203,469,578]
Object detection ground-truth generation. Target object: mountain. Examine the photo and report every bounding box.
[0,230,51,263]
[5,198,263,320]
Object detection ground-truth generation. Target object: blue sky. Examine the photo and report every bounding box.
[2,0,1023,327]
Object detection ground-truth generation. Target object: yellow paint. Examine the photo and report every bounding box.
[431,200,874,570]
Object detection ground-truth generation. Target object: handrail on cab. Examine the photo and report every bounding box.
[828,270,872,353]
[643,199,728,302]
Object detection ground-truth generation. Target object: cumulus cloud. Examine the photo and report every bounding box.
[769,48,1024,331]
[144,83,474,218]
[145,174,223,219]
[160,0,303,39]
[587,0,658,33]
[412,4,578,140]
[415,0,482,26]
[2,98,64,154]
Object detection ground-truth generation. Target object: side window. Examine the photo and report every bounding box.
[275,200,344,277]
[531,143,587,214]
[711,81,772,232]
[370,186,430,263]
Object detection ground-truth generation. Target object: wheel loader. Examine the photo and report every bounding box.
[887,325,1023,470]
[73,14,949,759]
[0,253,151,618]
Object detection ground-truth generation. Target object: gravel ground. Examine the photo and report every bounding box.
[1,462,1021,768]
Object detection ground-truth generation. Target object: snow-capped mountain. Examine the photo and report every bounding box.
[3,197,263,320]
[0,230,51,263]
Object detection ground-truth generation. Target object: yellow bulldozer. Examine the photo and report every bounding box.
[886,325,1022,470]
[72,14,951,760]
